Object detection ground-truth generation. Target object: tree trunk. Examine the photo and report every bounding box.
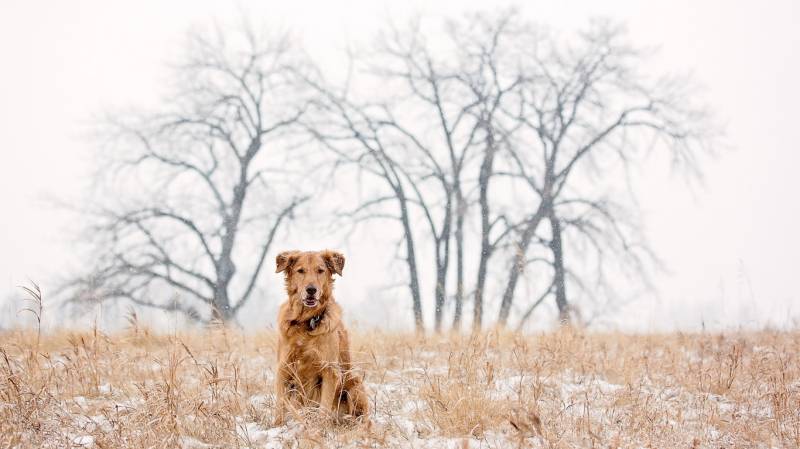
[473,124,497,332]
[397,188,425,333]
[211,280,233,322]
[452,191,466,330]
[549,211,570,324]
[433,228,449,333]
[212,147,256,324]
[497,203,548,326]
[433,193,452,333]
[434,266,447,332]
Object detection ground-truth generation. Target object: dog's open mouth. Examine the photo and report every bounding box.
[302,298,318,307]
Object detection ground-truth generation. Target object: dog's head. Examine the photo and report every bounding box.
[275,250,345,309]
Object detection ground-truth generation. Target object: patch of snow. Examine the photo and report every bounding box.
[243,355,269,368]
[418,350,439,359]
[235,421,301,449]
[180,436,215,448]
[401,399,427,414]
[493,374,527,400]
[73,415,113,433]
[91,415,113,433]
[375,412,418,438]
[414,436,469,448]
[404,430,513,449]
[237,421,271,443]
[558,371,624,398]
[593,378,624,394]
[113,398,143,411]
[72,435,94,447]
[248,394,270,407]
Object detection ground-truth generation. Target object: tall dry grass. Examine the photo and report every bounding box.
[0,324,798,448]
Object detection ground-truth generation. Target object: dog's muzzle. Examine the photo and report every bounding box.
[303,286,318,307]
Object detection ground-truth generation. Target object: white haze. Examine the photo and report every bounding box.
[0,0,798,332]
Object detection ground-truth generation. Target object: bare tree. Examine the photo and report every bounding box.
[303,86,427,332]
[496,20,713,326]
[70,12,712,332]
[306,16,510,333]
[364,19,491,332]
[307,14,713,332]
[68,25,312,323]
[344,13,522,332]
[462,17,525,330]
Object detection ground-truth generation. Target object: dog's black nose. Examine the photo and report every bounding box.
[305,286,317,296]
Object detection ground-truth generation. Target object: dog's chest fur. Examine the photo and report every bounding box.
[280,311,340,368]
[281,330,341,394]
[286,332,324,367]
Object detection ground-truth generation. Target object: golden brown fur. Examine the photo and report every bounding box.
[274,250,369,425]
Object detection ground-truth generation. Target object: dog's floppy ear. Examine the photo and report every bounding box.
[275,250,299,273]
[321,250,345,276]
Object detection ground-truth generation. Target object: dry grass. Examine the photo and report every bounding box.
[0,325,798,448]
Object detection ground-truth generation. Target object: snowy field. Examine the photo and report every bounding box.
[1,328,798,448]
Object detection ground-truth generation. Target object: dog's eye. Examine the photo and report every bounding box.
[297,268,305,274]
[317,268,324,274]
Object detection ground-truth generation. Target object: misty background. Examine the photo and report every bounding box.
[1,0,798,332]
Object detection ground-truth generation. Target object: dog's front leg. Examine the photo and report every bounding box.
[274,364,290,426]
[319,367,342,421]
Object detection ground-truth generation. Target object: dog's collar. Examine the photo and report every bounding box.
[287,308,326,332]
[308,313,323,331]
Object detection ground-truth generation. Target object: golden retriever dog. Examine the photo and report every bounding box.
[273,250,369,425]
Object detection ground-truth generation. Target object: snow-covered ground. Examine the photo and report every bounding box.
[0,330,798,448]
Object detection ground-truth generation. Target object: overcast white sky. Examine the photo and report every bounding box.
[1,0,798,332]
